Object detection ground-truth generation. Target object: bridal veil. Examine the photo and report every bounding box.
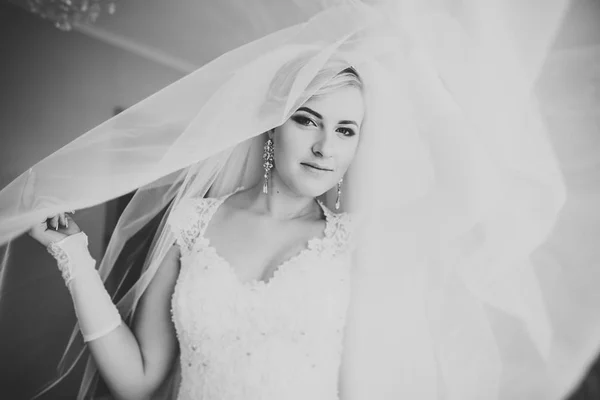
[1,1,599,399]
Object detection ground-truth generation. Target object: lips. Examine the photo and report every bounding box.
[301,162,333,172]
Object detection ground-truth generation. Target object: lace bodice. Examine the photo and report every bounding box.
[168,190,354,400]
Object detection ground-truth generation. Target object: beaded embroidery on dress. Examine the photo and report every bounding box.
[167,190,354,400]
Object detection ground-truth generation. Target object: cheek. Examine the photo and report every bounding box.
[275,130,309,163]
[274,141,296,167]
[338,139,360,170]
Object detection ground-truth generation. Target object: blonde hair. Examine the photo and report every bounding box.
[312,65,362,96]
[264,54,363,114]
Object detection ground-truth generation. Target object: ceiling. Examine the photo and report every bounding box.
[8,0,600,73]
[10,0,327,72]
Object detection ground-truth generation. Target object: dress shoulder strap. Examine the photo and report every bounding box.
[167,194,229,252]
[319,203,356,255]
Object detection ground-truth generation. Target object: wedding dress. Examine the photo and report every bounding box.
[3,2,599,399]
[168,189,354,400]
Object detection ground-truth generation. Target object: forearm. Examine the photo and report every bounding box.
[50,234,158,400]
[71,277,154,399]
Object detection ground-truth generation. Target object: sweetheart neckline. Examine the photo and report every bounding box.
[200,236,324,289]
[199,189,332,289]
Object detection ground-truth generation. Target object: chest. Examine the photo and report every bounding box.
[171,246,352,396]
[173,246,353,340]
[205,211,327,284]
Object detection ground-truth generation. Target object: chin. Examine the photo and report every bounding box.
[290,178,335,199]
[279,166,339,198]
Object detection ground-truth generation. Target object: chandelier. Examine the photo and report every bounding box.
[26,0,118,31]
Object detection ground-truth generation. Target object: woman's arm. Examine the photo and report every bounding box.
[29,212,181,400]
[86,244,181,400]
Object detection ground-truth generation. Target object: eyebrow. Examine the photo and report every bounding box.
[296,107,359,127]
[297,107,323,119]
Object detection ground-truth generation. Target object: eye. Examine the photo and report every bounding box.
[337,127,356,137]
[292,115,317,127]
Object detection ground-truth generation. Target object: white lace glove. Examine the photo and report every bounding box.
[47,232,122,342]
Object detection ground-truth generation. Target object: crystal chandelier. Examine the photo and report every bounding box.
[26,0,117,31]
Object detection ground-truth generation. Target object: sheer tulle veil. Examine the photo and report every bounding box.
[1,0,599,399]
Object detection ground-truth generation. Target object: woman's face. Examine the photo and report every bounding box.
[271,85,364,198]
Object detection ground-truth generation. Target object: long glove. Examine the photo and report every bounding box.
[47,232,122,342]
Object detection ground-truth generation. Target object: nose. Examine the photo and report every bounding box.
[311,130,334,158]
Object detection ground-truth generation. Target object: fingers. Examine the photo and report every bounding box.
[60,213,68,229]
[46,213,71,231]
[63,213,81,235]
[28,211,79,247]
[29,215,67,247]
[49,215,60,231]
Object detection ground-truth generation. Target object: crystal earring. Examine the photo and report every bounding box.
[262,138,274,194]
[335,177,344,210]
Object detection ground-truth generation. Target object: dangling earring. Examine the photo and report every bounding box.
[262,138,274,194]
[335,177,344,210]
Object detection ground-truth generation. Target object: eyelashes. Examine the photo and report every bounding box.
[291,115,356,137]
[292,115,316,127]
[337,127,356,137]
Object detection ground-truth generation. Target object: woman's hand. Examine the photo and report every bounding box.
[28,212,82,247]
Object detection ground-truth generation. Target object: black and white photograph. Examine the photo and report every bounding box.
[1,0,600,399]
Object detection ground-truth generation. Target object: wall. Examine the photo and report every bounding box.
[1,1,600,399]
[0,4,182,398]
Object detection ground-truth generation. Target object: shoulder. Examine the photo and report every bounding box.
[327,210,354,235]
[322,206,356,253]
[166,195,225,251]
[168,195,226,225]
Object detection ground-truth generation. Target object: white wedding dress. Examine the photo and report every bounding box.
[167,191,355,400]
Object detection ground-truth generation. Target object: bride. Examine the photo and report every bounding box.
[2,1,600,399]
[28,64,363,400]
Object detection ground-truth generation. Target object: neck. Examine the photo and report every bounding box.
[246,175,320,221]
